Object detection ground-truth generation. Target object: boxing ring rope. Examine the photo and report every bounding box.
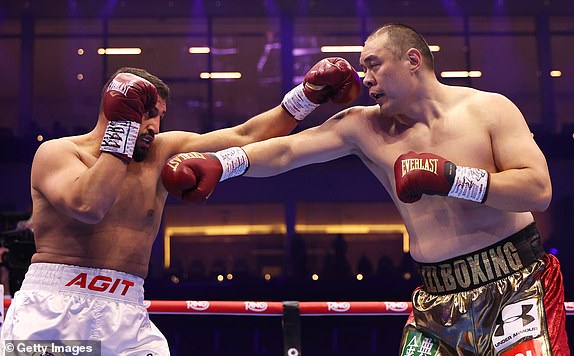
[5,298,572,315]
[145,300,574,315]
[148,300,415,315]
[2,298,573,355]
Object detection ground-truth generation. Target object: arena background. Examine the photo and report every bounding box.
[0,0,572,354]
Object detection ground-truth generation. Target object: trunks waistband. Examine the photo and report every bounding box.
[417,223,546,295]
[20,263,144,304]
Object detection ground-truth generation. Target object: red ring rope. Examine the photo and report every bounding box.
[3,299,573,316]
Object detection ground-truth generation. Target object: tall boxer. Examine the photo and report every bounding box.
[162,23,569,355]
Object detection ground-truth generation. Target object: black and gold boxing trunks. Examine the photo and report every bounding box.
[400,223,570,355]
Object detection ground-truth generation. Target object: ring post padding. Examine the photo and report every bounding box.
[282,301,302,356]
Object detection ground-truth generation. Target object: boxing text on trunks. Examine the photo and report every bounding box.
[17,263,145,304]
[65,272,135,296]
[417,223,545,294]
[419,242,523,294]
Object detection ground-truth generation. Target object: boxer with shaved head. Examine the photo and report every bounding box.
[163,24,570,355]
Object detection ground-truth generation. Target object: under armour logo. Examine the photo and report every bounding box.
[494,304,535,337]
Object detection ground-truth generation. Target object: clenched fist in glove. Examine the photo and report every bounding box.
[161,147,249,203]
[100,73,158,162]
[281,57,361,121]
[394,151,489,204]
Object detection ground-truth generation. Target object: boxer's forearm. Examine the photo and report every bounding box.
[242,138,295,177]
[64,154,129,224]
[484,168,551,212]
[242,129,350,178]
[32,140,130,224]
[232,106,299,145]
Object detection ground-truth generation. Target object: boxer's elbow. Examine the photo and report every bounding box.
[531,183,552,212]
[528,174,552,212]
[68,198,110,224]
[79,210,107,224]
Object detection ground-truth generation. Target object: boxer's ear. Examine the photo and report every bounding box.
[406,48,422,71]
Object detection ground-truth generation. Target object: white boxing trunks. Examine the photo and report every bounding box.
[1,263,170,356]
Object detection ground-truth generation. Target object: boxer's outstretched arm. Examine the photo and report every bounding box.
[243,114,354,177]
[159,57,361,157]
[161,108,358,202]
[480,93,551,212]
[159,105,297,156]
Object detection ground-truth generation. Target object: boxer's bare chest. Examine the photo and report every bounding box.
[106,163,165,231]
[355,108,493,189]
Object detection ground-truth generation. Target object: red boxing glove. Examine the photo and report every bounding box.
[161,147,249,203]
[394,151,489,204]
[303,57,362,104]
[282,57,361,120]
[100,73,158,162]
[103,73,158,123]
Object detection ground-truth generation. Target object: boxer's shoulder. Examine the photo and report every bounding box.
[34,137,75,158]
[34,135,98,167]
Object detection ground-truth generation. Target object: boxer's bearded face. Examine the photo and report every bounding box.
[133,130,155,162]
[133,99,164,162]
